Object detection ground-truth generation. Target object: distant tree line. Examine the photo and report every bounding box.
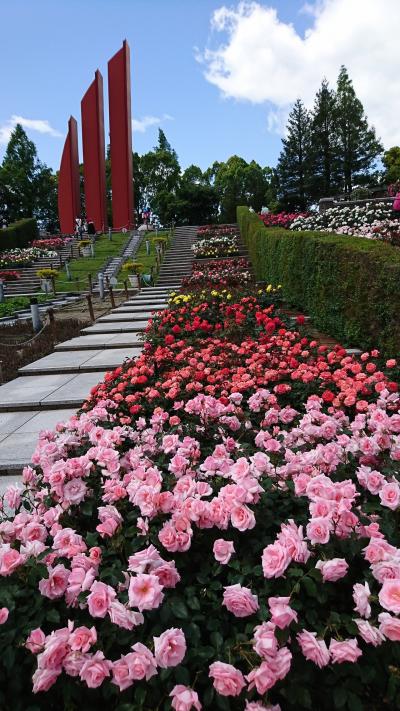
[1,66,399,230]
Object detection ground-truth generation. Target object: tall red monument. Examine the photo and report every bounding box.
[108,40,134,229]
[81,70,108,232]
[58,116,80,234]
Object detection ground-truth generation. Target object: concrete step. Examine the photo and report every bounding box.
[18,347,140,375]
[97,312,154,322]
[81,322,147,334]
[0,371,107,411]
[55,333,143,350]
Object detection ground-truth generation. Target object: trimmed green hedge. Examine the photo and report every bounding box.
[238,206,400,357]
[0,218,38,250]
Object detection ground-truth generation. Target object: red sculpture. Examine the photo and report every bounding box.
[108,40,134,229]
[81,70,108,232]
[58,117,80,234]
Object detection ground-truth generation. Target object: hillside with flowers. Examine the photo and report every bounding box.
[0,225,400,710]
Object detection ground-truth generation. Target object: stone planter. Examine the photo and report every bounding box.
[81,246,92,257]
[128,273,140,288]
[40,278,52,293]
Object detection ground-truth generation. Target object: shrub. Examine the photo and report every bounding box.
[36,268,59,279]
[122,261,144,273]
[237,206,400,357]
[0,218,38,250]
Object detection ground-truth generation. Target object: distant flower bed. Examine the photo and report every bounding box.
[290,203,400,244]
[32,238,72,250]
[193,235,241,259]
[259,212,309,229]
[182,258,252,289]
[0,247,58,269]
[197,225,237,239]
[0,270,21,281]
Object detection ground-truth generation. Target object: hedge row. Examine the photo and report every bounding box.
[237,206,400,357]
[0,218,38,250]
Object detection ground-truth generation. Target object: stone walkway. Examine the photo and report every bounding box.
[0,226,197,485]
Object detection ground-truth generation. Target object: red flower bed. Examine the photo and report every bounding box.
[259,212,310,229]
[0,270,21,281]
[31,238,72,250]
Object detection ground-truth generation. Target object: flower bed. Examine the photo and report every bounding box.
[193,235,241,259]
[197,225,237,239]
[1,244,400,709]
[181,258,253,289]
[32,238,73,251]
[0,247,58,269]
[259,213,309,230]
[0,270,21,282]
[290,203,400,244]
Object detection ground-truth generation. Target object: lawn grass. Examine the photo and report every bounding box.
[117,231,170,285]
[54,232,129,292]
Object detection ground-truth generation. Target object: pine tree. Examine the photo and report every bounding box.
[335,66,383,194]
[310,78,340,200]
[277,99,313,210]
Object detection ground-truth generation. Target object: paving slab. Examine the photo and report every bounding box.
[113,305,167,313]
[81,321,148,334]
[41,371,107,406]
[80,348,140,370]
[0,411,40,434]
[97,313,154,322]
[0,374,74,409]
[55,333,143,350]
[19,350,103,374]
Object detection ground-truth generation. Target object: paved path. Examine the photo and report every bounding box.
[0,226,197,484]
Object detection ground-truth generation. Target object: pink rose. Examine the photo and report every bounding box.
[379,482,400,510]
[247,648,291,693]
[96,517,119,538]
[209,661,245,696]
[32,667,60,693]
[297,630,330,668]
[245,703,281,711]
[112,656,132,691]
[230,504,256,531]
[213,539,235,565]
[108,600,144,630]
[378,612,400,641]
[268,596,298,629]
[0,545,25,576]
[69,626,97,653]
[329,638,362,664]
[63,650,86,677]
[153,562,181,588]
[25,627,46,653]
[79,651,111,688]
[222,584,259,618]
[306,517,331,545]
[354,619,384,646]
[262,543,290,578]
[154,628,186,668]
[62,478,87,505]
[253,621,278,659]
[38,564,70,600]
[87,580,116,618]
[0,607,9,624]
[315,558,348,582]
[126,642,157,680]
[353,582,371,618]
[170,684,202,711]
[379,578,400,614]
[128,573,164,611]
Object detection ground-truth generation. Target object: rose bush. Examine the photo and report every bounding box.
[182,258,253,289]
[290,203,400,245]
[0,247,58,269]
[193,236,241,259]
[259,213,309,230]
[0,251,400,709]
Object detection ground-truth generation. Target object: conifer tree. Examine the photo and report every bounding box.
[310,78,340,200]
[276,99,312,210]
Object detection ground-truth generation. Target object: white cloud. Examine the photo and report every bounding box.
[0,114,62,144]
[132,114,173,133]
[201,0,400,147]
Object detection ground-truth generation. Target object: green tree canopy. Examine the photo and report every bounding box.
[276,99,313,210]
[383,146,400,185]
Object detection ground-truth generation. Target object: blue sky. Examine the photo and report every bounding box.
[0,1,397,173]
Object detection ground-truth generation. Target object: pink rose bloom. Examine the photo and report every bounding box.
[268,596,298,629]
[32,667,60,693]
[87,580,116,618]
[170,684,202,711]
[379,612,400,641]
[245,703,281,711]
[262,543,290,579]
[25,627,46,653]
[4,485,21,510]
[109,600,144,630]
[209,661,245,696]
[353,582,371,618]
[315,558,349,582]
[79,651,111,688]
[153,562,181,588]
[63,650,86,677]
[379,578,400,614]
[329,638,362,664]
[230,504,256,531]
[297,630,330,668]
[96,517,119,538]
[223,584,259,618]
[253,621,278,659]
[128,573,164,611]
[213,539,235,565]
[0,607,9,624]
[379,482,400,510]
[0,545,25,576]
[62,478,87,505]
[126,642,157,680]
[154,628,186,668]
[69,626,97,653]
[354,619,384,647]
[306,517,331,545]
[112,656,133,691]
[39,564,70,600]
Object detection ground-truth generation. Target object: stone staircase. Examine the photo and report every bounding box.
[92,231,142,292]
[156,226,197,286]
[3,241,80,296]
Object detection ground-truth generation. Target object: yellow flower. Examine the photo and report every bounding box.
[257,289,262,295]
[211,290,218,297]
[266,284,272,293]
[227,294,232,300]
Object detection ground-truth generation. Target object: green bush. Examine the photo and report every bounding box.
[237,205,400,357]
[0,218,38,250]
